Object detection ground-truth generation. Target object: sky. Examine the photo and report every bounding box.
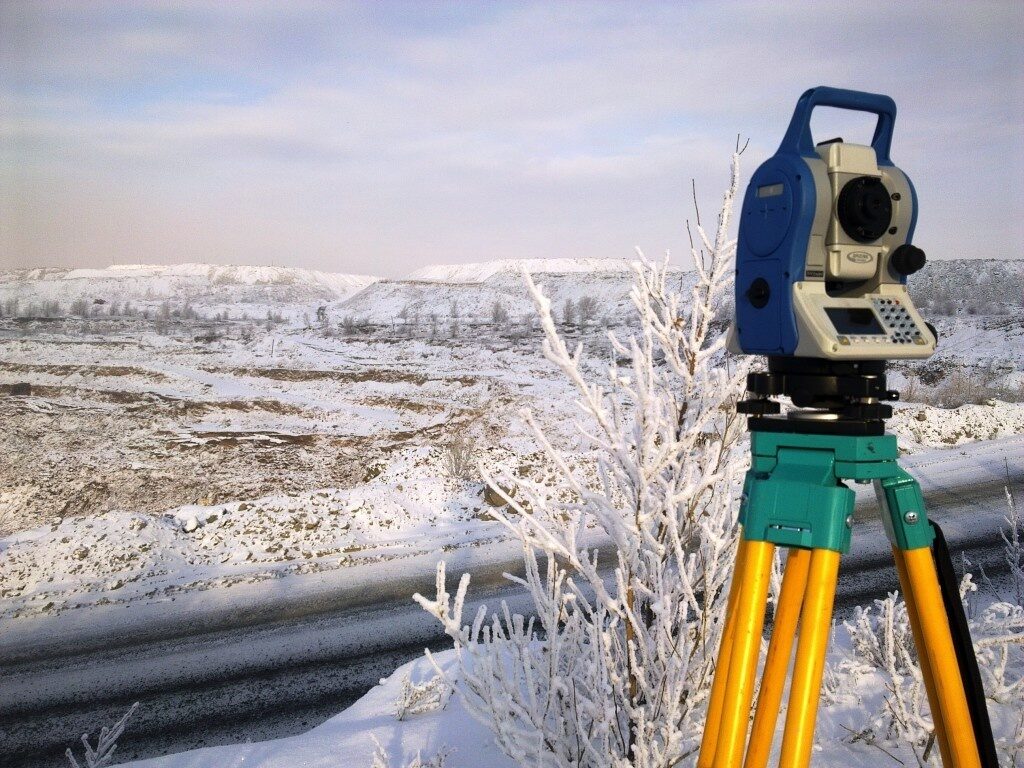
[1,1,1021,278]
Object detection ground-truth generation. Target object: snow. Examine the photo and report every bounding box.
[0,294,1022,660]
[114,586,1023,768]
[118,653,516,768]
[2,263,378,295]
[335,268,692,326]
[0,263,378,324]
[0,256,1021,766]
[404,257,646,283]
[890,400,1024,451]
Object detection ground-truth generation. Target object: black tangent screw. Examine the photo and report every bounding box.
[746,278,770,309]
[891,244,927,276]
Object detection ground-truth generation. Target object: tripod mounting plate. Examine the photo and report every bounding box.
[739,357,900,436]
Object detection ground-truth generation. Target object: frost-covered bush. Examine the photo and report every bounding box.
[416,148,748,767]
[65,702,139,768]
[441,435,477,481]
[842,592,934,756]
[394,667,454,721]
[1002,484,1024,606]
[370,737,450,768]
[577,294,599,327]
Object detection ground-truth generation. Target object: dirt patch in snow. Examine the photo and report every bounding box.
[0,361,172,382]
[206,366,477,387]
[0,330,525,538]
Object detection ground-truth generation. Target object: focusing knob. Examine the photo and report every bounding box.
[891,244,926,276]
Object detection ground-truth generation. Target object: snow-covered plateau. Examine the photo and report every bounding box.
[1,257,1022,767]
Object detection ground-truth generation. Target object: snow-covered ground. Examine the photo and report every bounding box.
[112,573,1024,768]
[405,257,645,283]
[2,257,1022,641]
[2,332,1021,634]
[115,651,515,768]
[1,257,1022,767]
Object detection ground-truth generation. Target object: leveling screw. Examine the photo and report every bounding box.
[904,511,919,524]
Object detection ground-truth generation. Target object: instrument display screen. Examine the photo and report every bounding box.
[825,307,886,335]
[757,183,785,198]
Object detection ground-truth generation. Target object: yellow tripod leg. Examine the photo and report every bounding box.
[893,547,954,768]
[698,536,751,768]
[903,547,983,768]
[778,548,840,768]
[713,539,775,768]
[744,547,811,768]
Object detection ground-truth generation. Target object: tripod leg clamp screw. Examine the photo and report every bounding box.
[904,511,919,524]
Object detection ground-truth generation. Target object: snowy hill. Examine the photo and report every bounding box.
[0,264,377,314]
[909,258,1023,315]
[339,258,691,325]
[405,258,646,284]
[335,256,1024,327]
[1,257,1018,330]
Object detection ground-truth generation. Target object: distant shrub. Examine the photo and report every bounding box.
[577,294,598,326]
[561,297,575,327]
[441,434,476,480]
[491,300,509,324]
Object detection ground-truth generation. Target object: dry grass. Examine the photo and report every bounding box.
[441,434,477,480]
[902,364,1024,408]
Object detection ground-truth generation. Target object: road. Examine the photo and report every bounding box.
[1,437,1021,768]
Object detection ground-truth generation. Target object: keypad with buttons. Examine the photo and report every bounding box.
[872,297,924,344]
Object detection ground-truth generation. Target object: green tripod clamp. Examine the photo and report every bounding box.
[739,431,935,553]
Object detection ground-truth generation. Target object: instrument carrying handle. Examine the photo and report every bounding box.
[779,86,897,164]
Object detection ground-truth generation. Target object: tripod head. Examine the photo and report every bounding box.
[731,88,937,436]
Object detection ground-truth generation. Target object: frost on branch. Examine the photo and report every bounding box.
[394,663,454,721]
[842,592,933,755]
[369,735,451,768]
[65,701,139,768]
[415,147,749,767]
[1001,482,1023,606]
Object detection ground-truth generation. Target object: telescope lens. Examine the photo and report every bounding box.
[837,176,892,243]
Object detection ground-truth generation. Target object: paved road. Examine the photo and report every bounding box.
[2,438,1021,768]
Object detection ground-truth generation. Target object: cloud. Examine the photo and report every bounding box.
[0,1,1021,275]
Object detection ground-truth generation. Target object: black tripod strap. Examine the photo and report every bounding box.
[930,522,999,767]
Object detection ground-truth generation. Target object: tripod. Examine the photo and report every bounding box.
[697,359,997,768]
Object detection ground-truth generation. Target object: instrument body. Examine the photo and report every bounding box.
[733,86,933,360]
